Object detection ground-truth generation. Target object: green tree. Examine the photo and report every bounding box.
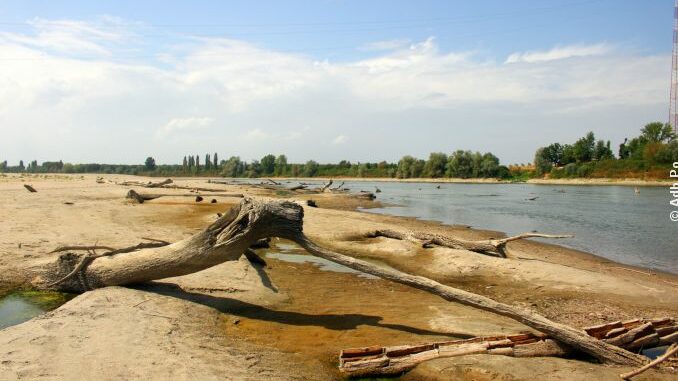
[572,132,595,162]
[561,144,575,164]
[544,143,563,166]
[446,150,474,178]
[592,140,614,161]
[618,138,630,159]
[205,154,211,170]
[655,140,678,163]
[247,160,261,177]
[303,160,319,177]
[274,155,287,176]
[478,152,500,177]
[640,122,675,143]
[410,159,425,178]
[213,153,219,170]
[260,154,276,175]
[396,155,416,178]
[144,157,156,171]
[534,147,552,176]
[195,155,200,171]
[423,152,447,178]
[222,156,244,177]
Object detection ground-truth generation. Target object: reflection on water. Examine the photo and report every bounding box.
[0,290,73,329]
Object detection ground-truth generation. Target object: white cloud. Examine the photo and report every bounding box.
[332,135,348,144]
[505,43,612,64]
[157,117,214,136]
[243,128,271,140]
[360,39,411,51]
[0,19,667,165]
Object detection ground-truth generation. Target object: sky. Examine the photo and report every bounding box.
[0,0,673,165]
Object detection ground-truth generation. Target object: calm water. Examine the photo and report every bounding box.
[350,181,677,274]
[0,291,72,330]
[236,179,676,274]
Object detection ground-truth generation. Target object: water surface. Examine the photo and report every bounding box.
[0,290,73,329]
[231,179,677,274]
[354,181,677,274]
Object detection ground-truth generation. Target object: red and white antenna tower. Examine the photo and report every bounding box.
[671,0,678,133]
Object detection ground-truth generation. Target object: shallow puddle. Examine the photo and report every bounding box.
[0,290,73,329]
[266,252,379,279]
[266,240,406,280]
[641,345,669,360]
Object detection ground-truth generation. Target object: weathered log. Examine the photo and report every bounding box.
[125,189,243,203]
[161,184,235,192]
[368,229,573,258]
[604,323,654,347]
[320,179,333,192]
[266,178,281,186]
[24,184,37,192]
[292,233,644,365]
[118,178,173,188]
[145,178,173,188]
[339,334,571,377]
[289,184,307,191]
[356,192,376,200]
[29,199,645,366]
[659,331,678,346]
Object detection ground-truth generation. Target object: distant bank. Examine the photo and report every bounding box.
[240,176,673,187]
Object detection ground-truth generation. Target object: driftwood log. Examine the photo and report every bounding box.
[117,178,173,188]
[320,179,333,192]
[339,332,570,377]
[126,189,244,203]
[341,318,678,377]
[368,229,573,257]
[24,184,37,192]
[29,198,645,366]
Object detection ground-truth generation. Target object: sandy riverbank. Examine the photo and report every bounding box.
[0,174,676,380]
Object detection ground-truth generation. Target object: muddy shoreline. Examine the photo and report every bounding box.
[0,174,676,380]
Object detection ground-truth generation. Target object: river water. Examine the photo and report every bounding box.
[236,179,677,274]
[357,181,677,274]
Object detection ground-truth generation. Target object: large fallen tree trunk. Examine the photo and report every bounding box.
[368,229,573,257]
[28,199,645,366]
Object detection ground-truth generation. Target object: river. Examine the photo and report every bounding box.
[237,179,677,274]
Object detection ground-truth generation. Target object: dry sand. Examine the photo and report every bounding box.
[0,173,676,380]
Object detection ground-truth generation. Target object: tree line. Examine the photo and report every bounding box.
[0,150,507,179]
[3,122,675,180]
[534,122,677,179]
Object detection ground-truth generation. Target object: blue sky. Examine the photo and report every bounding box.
[0,0,674,164]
